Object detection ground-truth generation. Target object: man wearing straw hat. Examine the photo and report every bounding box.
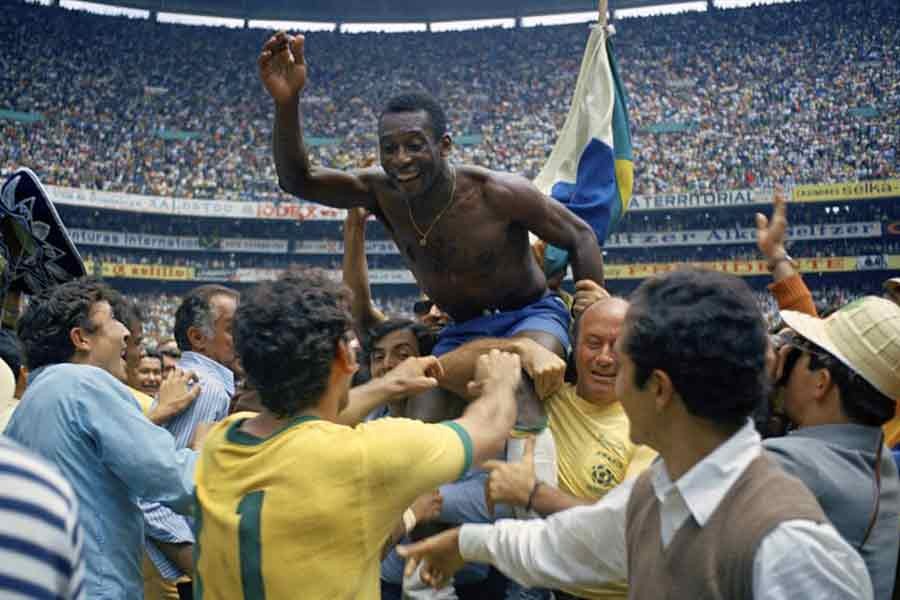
[766,296,900,599]
[884,277,900,306]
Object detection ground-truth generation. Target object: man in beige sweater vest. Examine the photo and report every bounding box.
[400,268,874,599]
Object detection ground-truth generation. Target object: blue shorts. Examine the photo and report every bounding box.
[432,293,571,357]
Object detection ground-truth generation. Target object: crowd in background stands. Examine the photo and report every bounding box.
[1,0,897,201]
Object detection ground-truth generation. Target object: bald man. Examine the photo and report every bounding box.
[482,297,655,600]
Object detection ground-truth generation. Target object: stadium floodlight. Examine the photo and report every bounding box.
[157,12,245,29]
[24,0,54,5]
[430,18,516,32]
[616,1,707,18]
[340,22,427,33]
[248,20,336,32]
[521,11,605,27]
[59,0,149,19]
[714,0,798,8]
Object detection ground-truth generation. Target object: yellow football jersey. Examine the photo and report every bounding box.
[194,413,471,599]
[547,384,656,600]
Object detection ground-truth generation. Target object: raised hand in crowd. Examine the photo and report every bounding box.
[148,368,200,425]
[381,355,445,398]
[755,185,795,274]
[483,436,537,516]
[258,32,307,103]
[572,279,611,318]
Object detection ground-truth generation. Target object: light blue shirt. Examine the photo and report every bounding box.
[143,350,234,579]
[4,363,196,600]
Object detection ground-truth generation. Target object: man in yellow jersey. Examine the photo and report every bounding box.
[194,268,521,599]
[482,296,655,600]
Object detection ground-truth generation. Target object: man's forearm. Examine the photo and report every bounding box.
[531,483,593,517]
[569,229,605,288]
[337,378,395,426]
[273,97,311,194]
[342,213,384,334]
[438,338,528,399]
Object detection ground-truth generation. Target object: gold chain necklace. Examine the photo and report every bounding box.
[406,166,457,247]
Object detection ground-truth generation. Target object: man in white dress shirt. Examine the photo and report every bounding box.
[400,268,873,599]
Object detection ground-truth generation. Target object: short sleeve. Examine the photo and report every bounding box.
[356,417,470,512]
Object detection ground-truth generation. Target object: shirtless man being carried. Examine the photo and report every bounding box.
[258,32,605,433]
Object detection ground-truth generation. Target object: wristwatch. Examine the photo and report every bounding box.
[766,253,797,272]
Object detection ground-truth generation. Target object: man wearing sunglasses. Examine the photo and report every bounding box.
[766,297,900,599]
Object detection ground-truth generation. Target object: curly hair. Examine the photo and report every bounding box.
[17,277,123,371]
[234,268,352,418]
[380,91,448,140]
[174,284,239,351]
[624,268,769,428]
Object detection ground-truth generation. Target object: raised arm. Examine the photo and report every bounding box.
[259,32,377,210]
[495,174,605,286]
[755,185,817,316]
[342,208,386,335]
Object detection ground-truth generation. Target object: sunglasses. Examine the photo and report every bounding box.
[413,300,435,315]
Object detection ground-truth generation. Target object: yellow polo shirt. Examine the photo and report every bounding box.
[194,413,471,599]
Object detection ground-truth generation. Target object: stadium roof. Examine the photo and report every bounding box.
[70,0,706,23]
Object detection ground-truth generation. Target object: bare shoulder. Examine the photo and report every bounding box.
[458,165,541,205]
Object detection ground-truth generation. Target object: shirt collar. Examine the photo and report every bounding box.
[179,351,235,395]
[651,419,761,527]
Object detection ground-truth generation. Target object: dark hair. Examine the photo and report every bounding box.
[365,318,435,358]
[141,348,163,364]
[17,278,123,371]
[112,297,145,332]
[380,91,448,140]
[234,268,352,418]
[624,268,769,428]
[174,285,239,351]
[792,336,895,426]
[0,329,23,376]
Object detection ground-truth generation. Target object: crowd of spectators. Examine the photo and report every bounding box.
[1,0,897,202]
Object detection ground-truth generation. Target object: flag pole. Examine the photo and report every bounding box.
[599,0,608,26]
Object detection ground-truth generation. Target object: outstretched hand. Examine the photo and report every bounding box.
[397,528,466,590]
[383,356,445,399]
[258,32,307,103]
[150,368,201,425]
[482,436,537,516]
[755,184,789,261]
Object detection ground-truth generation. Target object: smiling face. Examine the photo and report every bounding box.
[575,298,629,405]
[378,110,450,197]
[369,327,421,380]
[136,355,163,396]
[80,301,130,382]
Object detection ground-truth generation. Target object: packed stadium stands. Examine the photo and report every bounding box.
[1,0,897,343]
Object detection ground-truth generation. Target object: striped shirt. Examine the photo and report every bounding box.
[142,351,234,580]
[0,435,85,599]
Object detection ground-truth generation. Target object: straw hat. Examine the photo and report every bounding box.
[780,297,900,401]
[885,277,900,296]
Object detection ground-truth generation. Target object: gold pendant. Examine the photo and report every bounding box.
[419,238,427,247]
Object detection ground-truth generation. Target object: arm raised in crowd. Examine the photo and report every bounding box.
[756,185,817,316]
[259,32,379,210]
[342,208,386,336]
